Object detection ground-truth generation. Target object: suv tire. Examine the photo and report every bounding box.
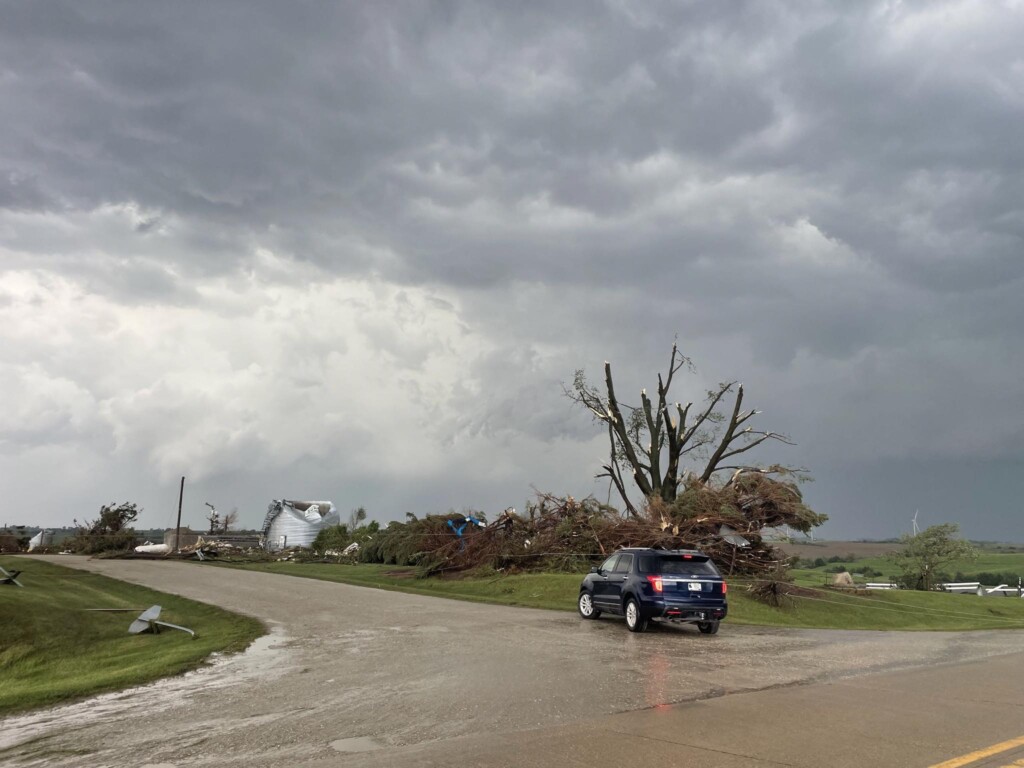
[624,598,649,633]
[697,621,720,635]
[578,591,601,619]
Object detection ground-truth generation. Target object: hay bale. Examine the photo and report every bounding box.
[831,571,854,587]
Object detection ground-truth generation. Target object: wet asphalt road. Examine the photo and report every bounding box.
[3,557,1024,767]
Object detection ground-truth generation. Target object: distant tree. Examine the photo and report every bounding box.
[888,523,978,591]
[220,508,239,533]
[206,505,221,534]
[313,511,379,558]
[348,506,367,530]
[205,504,239,534]
[312,524,350,556]
[0,530,20,553]
[70,502,140,554]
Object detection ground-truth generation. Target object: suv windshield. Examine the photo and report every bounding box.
[638,555,719,577]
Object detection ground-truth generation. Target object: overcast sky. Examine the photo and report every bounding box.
[2,1,1022,540]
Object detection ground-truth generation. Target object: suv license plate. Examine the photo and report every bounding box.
[688,582,701,591]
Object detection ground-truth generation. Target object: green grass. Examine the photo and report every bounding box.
[0,556,264,715]
[208,560,1024,631]
[795,551,1024,584]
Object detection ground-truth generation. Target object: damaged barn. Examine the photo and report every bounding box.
[261,500,340,551]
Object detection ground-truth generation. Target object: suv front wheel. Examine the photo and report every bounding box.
[624,598,649,633]
[578,591,601,619]
[697,621,720,635]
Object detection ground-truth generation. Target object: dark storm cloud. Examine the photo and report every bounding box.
[2,1,1022,538]
[5,3,1021,290]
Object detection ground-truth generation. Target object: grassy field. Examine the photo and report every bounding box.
[793,552,1024,584]
[778,541,902,560]
[209,560,1024,632]
[0,556,264,715]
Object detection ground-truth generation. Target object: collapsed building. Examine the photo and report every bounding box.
[261,499,339,551]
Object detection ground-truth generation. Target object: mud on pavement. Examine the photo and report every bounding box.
[4,557,1024,768]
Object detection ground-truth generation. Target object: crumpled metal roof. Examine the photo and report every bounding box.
[260,499,337,537]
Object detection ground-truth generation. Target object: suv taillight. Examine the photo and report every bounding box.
[646,575,663,593]
[722,581,728,595]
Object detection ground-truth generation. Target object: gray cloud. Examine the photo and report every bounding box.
[1,1,1022,539]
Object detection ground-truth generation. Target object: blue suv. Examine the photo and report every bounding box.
[577,548,728,633]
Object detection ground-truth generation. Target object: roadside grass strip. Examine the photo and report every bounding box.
[0,557,264,715]
[209,560,1024,631]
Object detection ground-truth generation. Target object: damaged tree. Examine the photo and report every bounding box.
[70,502,141,554]
[567,343,825,547]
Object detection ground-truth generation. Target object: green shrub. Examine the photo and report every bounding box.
[312,525,351,556]
[69,529,137,555]
[69,502,141,555]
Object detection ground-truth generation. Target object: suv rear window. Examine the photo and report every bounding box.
[638,555,719,577]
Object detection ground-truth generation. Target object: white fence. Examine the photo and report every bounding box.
[985,584,1024,598]
[862,581,1022,597]
[939,582,984,595]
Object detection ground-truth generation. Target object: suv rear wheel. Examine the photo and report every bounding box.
[624,598,649,632]
[578,591,601,619]
[697,621,719,635]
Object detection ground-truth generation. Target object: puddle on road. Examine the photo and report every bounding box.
[0,625,295,753]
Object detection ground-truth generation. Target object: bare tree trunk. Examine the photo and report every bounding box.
[566,343,796,513]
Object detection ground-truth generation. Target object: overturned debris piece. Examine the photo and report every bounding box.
[134,542,171,555]
[719,524,751,548]
[128,605,197,638]
[1,565,24,587]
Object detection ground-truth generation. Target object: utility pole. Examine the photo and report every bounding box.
[174,476,185,552]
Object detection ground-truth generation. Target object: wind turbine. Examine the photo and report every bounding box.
[912,510,920,536]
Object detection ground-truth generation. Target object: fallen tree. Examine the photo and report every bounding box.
[361,490,807,577]
[362,344,824,578]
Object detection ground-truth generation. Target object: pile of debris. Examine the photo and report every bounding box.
[129,535,262,560]
[362,491,796,577]
[180,537,248,559]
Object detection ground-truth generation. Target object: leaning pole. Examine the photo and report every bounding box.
[174,476,185,552]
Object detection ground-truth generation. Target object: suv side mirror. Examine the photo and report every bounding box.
[590,566,601,574]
